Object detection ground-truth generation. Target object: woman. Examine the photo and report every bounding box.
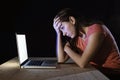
[53,8,120,78]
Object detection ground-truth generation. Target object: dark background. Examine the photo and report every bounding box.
[0,0,120,64]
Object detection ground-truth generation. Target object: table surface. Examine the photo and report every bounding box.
[0,57,110,80]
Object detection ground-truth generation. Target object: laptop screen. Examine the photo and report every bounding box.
[16,34,28,64]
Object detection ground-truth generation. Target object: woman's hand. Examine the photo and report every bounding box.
[64,42,71,53]
[53,17,62,34]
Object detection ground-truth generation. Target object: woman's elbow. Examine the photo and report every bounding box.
[80,65,86,68]
[58,61,65,63]
[58,59,66,63]
[77,63,87,68]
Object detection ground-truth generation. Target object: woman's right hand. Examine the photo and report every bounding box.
[53,17,62,34]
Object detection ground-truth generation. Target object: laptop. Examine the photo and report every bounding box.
[15,33,57,68]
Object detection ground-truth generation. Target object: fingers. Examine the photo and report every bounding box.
[53,17,60,23]
[53,17,62,33]
[66,42,70,46]
[53,17,61,28]
[64,42,71,52]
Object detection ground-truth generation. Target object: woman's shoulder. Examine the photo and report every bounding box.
[88,23,103,29]
[87,23,105,34]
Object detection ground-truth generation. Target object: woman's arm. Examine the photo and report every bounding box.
[53,18,69,63]
[56,33,69,63]
[64,32,105,68]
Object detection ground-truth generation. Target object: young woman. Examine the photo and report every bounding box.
[53,8,120,79]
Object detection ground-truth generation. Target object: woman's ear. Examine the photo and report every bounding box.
[69,16,75,25]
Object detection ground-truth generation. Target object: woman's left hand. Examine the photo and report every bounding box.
[64,42,71,52]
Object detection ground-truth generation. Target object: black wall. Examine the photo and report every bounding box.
[0,0,120,64]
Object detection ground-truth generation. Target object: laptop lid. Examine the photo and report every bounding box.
[16,33,28,65]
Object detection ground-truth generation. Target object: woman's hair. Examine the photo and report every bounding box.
[54,8,103,27]
[54,8,104,53]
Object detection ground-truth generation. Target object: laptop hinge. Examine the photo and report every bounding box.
[20,59,29,66]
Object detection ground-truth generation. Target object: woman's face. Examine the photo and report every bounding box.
[60,21,76,38]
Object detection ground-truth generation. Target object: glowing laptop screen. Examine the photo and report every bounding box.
[16,34,28,64]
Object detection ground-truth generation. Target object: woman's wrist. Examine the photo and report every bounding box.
[57,32,62,37]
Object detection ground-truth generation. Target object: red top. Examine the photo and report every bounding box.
[76,24,120,69]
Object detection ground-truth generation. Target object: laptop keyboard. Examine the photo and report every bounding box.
[27,60,43,66]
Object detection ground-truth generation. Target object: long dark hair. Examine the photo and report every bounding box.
[54,8,104,53]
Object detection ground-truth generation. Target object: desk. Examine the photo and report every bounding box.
[0,57,110,80]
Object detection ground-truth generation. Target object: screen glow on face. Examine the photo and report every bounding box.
[60,22,76,38]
